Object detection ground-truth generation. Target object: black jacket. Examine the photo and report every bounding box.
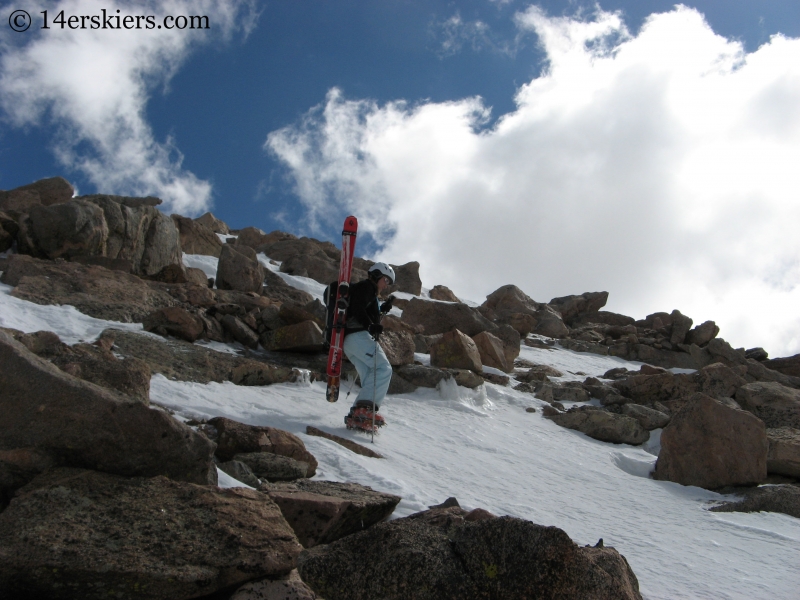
[345,278,380,334]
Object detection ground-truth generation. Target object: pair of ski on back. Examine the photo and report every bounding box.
[324,216,385,434]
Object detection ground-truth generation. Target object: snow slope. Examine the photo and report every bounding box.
[1,254,798,600]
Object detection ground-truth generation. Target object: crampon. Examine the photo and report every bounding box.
[345,407,386,433]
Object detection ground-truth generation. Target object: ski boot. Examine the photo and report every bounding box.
[345,400,386,433]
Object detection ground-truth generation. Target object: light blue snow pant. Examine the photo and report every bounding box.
[343,330,392,408]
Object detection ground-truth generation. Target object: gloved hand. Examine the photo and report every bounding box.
[368,323,384,338]
[380,296,395,314]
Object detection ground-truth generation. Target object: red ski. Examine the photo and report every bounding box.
[325,216,358,402]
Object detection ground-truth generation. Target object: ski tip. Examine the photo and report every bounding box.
[343,216,358,233]
[326,384,340,403]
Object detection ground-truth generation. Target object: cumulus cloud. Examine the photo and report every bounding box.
[266,5,800,356]
[0,0,256,215]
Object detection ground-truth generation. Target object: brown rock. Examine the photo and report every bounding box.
[0,176,73,212]
[766,427,800,477]
[234,452,310,482]
[735,381,800,428]
[221,314,260,349]
[401,297,496,336]
[230,570,319,600]
[546,406,649,445]
[264,480,401,548]
[306,426,384,458]
[263,321,325,353]
[532,305,569,338]
[492,323,521,365]
[654,393,767,489]
[430,329,482,372]
[209,417,318,477]
[482,284,540,318]
[763,353,800,378]
[472,331,511,373]
[379,330,416,366]
[217,244,266,293]
[669,309,693,345]
[23,199,108,259]
[0,331,215,485]
[548,292,609,325]
[385,261,422,296]
[143,306,205,342]
[686,320,720,346]
[195,211,231,234]
[171,213,223,256]
[709,484,800,519]
[0,468,302,599]
[429,285,459,302]
[238,227,295,250]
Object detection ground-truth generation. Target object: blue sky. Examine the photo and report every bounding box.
[2,0,800,356]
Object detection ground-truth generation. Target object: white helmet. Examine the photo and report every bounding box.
[369,262,395,285]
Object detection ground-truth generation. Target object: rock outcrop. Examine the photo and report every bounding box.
[545,405,650,445]
[401,297,496,336]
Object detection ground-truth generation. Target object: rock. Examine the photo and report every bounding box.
[386,261,422,296]
[627,343,702,369]
[379,330,416,366]
[492,323,521,366]
[445,368,485,389]
[235,452,310,482]
[430,329,482,373]
[541,404,561,417]
[306,426,384,458]
[401,297,496,336]
[280,252,339,283]
[546,405,649,445]
[394,364,447,388]
[669,310,693,345]
[0,468,302,599]
[107,329,294,386]
[551,381,591,403]
[532,305,569,338]
[764,353,800,378]
[559,338,609,356]
[0,176,74,212]
[0,448,55,510]
[686,320,720,346]
[297,512,642,600]
[766,427,800,477]
[1,254,177,322]
[472,331,511,373]
[735,382,800,429]
[238,226,293,250]
[222,314,261,349]
[262,268,316,305]
[609,404,670,430]
[548,291,609,325]
[482,284,539,318]
[195,211,230,234]
[654,393,767,489]
[83,195,182,277]
[217,244,267,293]
[709,484,800,519]
[219,459,262,487]
[0,331,215,486]
[22,199,108,259]
[209,417,318,477]
[171,213,223,256]
[230,570,319,600]
[516,364,564,382]
[429,285,459,302]
[143,306,205,342]
[745,347,769,362]
[262,321,325,353]
[263,480,401,548]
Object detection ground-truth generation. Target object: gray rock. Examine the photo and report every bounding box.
[217,244,267,293]
[0,331,216,486]
[546,405,649,445]
[709,484,800,519]
[430,329,482,372]
[195,211,231,234]
[0,468,302,599]
[263,480,401,548]
[235,452,309,482]
[610,404,671,430]
[548,292,609,325]
[221,314,260,349]
[735,382,800,429]
[401,297,496,336]
[297,511,642,600]
[230,570,319,600]
[219,459,261,487]
[143,306,205,342]
[766,427,800,477]
[171,213,223,257]
[379,330,416,366]
[0,176,74,212]
[395,364,448,388]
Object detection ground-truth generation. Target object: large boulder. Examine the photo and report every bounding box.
[766,427,800,477]
[401,297,496,336]
[533,305,570,338]
[195,211,231,234]
[735,382,800,429]
[20,199,108,259]
[545,406,649,445]
[297,509,642,600]
[0,176,73,212]
[0,331,216,485]
[685,320,720,346]
[548,292,609,325]
[0,254,176,323]
[708,484,800,520]
[394,364,448,389]
[280,252,340,283]
[429,285,459,302]
[492,324,521,366]
[171,214,223,257]
[763,353,800,378]
[143,306,205,342]
[654,393,767,489]
[263,480,401,548]
[386,261,422,296]
[611,404,670,431]
[430,329,482,373]
[379,330,416,366]
[472,331,511,373]
[208,417,318,477]
[482,284,540,318]
[234,452,310,482]
[217,244,266,293]
[262,321,325,353]
[238,227,295,250]
[0,468,302,600]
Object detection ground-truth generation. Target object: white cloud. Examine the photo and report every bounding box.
[0,0,256,215]
[266,5,800,357]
